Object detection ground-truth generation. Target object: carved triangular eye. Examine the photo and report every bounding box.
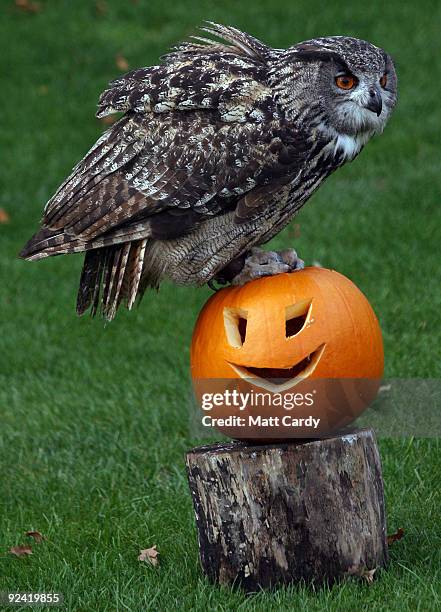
[285,300,312,338]
[224,307,248,347]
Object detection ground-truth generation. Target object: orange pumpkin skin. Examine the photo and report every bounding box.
[191,268,384,439]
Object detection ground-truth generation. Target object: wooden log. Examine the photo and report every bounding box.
[186,428,388,591]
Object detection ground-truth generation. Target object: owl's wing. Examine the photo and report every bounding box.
[96,22,272,120]
[21,25,307,260]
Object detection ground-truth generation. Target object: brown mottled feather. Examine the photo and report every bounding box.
[76,242,147,319]
[127,239,148,309]
[103,243,131,320]
[76,250,103,315]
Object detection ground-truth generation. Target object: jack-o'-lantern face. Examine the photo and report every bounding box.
[191,268,383,385]
[222,299,325,392]
[190,268,384,439]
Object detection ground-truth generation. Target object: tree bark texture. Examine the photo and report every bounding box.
[186,428,388,591]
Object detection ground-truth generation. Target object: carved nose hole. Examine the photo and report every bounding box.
[285,300,312,338]
[224,308,248,348]
[238,317,247,345]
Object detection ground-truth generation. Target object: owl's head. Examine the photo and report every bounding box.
[276,36,397,139]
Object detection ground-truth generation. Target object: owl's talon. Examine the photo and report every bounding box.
[231,247,304,286]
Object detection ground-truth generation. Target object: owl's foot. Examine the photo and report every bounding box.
[229,247,304,286]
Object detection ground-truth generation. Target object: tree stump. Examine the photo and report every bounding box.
[186,428,388,591]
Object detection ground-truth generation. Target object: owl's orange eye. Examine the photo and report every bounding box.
[379,73,388,88]
[335,75,357,90]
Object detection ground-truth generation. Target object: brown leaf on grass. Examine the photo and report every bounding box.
[99,115,117,126]
[287,223,301,239]
[9,545,32,557]
[387,527,404,546]
[25,530,44,543]
[95,0,107,16]
[15,0,41,13]
[138,545,159,566]
[0,209,10,224]
[115,54,129,71]
[347,565,377,583]
[37,84,48,95]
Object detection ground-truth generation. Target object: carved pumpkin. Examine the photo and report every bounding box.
[191,267,383,439]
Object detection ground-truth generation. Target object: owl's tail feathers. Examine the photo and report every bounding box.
[76,239,148,321]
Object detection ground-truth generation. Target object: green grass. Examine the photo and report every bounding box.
[1,0,440,609]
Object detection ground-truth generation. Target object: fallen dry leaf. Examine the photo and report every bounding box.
[138,545,159,566]
[0,209,10,224]
[95,0,107,16]
[287,223,301,239]
[25,530,44,543]
[387,527,404,546]
[347,565,377,583]
[15,0,41,13]
[99,115,117,126]
[115,53,129,71]
[9,545,32,557]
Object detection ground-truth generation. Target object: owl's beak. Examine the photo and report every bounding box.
[364,87,383,116]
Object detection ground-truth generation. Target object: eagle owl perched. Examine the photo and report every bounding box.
[20,23,397,320]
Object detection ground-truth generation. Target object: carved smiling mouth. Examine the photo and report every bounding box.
[228,344,325,392]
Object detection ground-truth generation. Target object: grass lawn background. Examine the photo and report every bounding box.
[0,0,440,609]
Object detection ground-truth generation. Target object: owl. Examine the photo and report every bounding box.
[20,23,397,320]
